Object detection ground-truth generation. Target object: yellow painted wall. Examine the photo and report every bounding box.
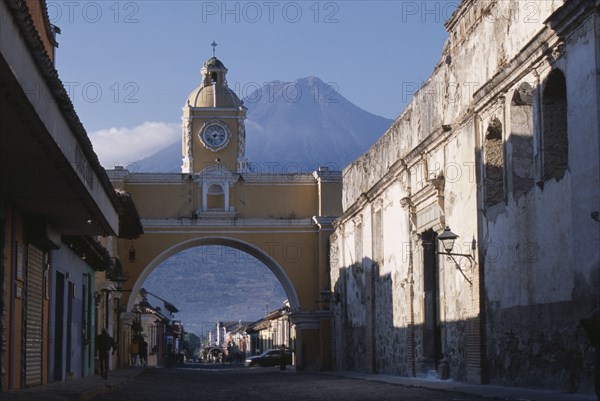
[114,182,193,219]
[240,183,318,218]
[115,177,320,220]
[318,181,343,216]
[299,329,320,370]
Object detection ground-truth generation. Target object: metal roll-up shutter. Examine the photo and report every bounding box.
[25,245,43,386]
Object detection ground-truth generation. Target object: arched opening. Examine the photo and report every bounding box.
[484,117,504,206]
[127,237,299,312]
[124,237,298,366]
[510,82,534,197]
[207,183,225,210]
[542,69,568,181]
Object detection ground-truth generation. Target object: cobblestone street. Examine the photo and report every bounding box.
[89,365,502,401]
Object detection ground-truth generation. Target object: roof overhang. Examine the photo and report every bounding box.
[0,0,119,236]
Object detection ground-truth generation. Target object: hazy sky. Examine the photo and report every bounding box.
[52,1,457,167]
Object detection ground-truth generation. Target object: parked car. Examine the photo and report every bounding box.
[245,349,292,367]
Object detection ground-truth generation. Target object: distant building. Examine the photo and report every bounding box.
[245,306,293,357]
[330,0,600,395]
[125,289,173,367]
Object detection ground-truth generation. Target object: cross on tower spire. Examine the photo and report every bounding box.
[211,41,217,57]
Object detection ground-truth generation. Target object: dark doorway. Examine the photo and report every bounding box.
[53,272,65,381]
[421,230,442,367]
[66,282,74,375]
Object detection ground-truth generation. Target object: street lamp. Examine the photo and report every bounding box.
[436,226,477,285]
[109,257,128,290]
[437,226,458,253]
[129,240,136,262]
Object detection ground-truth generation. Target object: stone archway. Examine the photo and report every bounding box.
[125,236,300,312]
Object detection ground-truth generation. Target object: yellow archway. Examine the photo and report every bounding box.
[107,55,342,370]
[108,166,340,370]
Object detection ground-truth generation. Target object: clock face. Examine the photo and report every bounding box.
[200,123,229,151]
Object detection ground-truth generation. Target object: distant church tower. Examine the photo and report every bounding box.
[181,49,247,214]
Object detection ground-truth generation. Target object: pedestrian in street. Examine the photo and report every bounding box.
[129,338,139,366]
[96,328,116,380]
[279,347,286,371]
[139,338,148,367]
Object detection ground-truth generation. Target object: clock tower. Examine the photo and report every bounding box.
[181,55,247,175]
[181,54,247,215]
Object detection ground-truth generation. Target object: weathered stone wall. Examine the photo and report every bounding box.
[480,8,600,392]
[342,0,564,211]
[332,0,600,394]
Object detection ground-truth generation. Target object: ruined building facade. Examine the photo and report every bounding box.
[330,0,600,394]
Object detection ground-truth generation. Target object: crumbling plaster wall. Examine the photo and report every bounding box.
[482,12,600,392]
[342,0,563,211]
[332,181,415,373]
[333,0,599,390]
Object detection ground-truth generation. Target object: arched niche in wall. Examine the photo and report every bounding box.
[484,117,505,207]
[542,69,568,182]
[510,82,535,198]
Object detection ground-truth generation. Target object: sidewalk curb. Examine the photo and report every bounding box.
[321,371,596,401]
[0,367,146,401]
[77,368,147,401]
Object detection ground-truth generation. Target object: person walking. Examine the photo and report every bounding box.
[129,339,139,366]
[138,338,148,367]
[96,329,116,379]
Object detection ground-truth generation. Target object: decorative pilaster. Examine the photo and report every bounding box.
[181,112,193,174]
[237,118,247,173]
[400,195,417,376]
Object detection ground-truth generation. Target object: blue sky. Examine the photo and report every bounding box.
[52,1,457,167]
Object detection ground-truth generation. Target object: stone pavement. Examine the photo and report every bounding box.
[0,367,144,401]
[325,371,597,401]
[0,366,596,401]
